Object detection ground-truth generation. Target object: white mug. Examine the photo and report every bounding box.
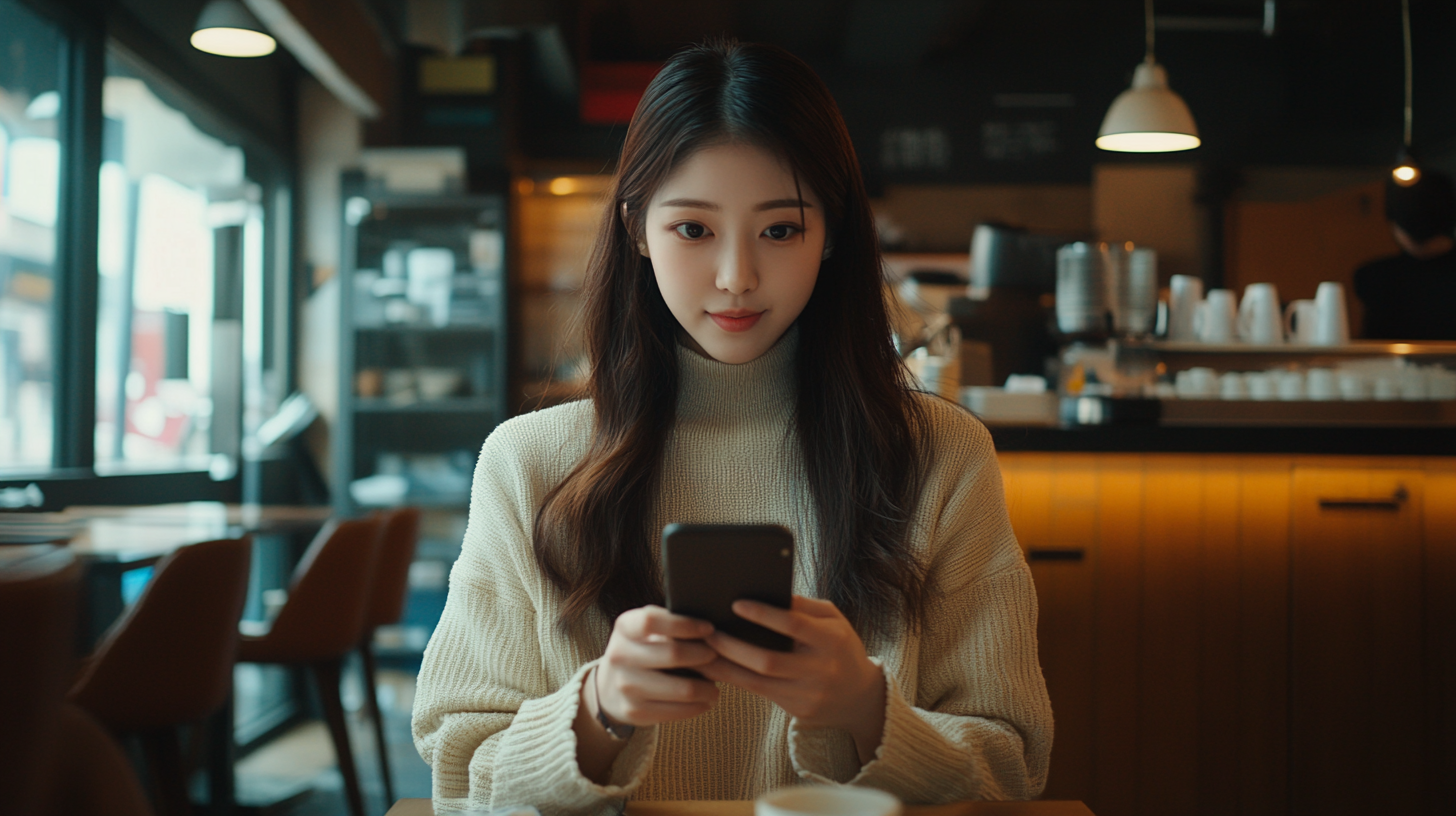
[1284,299,1317,345]
[756,787,903,816]
[1167,274,1203,341]
[1313,281,1350,346]
[1220,371,1248,400]
[1338,371,1370,400]
[1245,371,1277,401]
[1238,283,1284,345]
[1195,289,1238,343]
[1277,370,1305,401]
[1306,368,1338,401]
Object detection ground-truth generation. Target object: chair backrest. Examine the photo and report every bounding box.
[0,545,82,816]
[43,704,154,816]
[364,507,422,631]
[261,517,383,662]
[69,537,253,731]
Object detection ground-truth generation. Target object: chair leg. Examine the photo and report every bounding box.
[311,659,367,816]
[360,638,395,805]
[140,728,192,816]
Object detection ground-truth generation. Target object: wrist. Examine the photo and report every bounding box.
[844,661,886,754]
[590,664,637,741]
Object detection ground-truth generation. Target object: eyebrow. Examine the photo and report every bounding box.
[658,198,814,212]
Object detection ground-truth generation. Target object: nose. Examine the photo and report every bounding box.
[715,233,758,295]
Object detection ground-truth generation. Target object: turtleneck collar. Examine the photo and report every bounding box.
[675,326,798,424]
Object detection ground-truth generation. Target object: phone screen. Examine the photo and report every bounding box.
[661,523,795,653]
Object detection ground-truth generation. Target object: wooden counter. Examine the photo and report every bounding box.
[1000,452,1456,816]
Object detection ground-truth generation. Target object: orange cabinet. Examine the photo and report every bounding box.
[997,453,1454,816]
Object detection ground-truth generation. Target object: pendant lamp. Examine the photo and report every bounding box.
[1097,0,1201,153]
[191,0,277,58]
[1391,0,1420,187]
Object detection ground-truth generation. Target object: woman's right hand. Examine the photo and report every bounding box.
[596,605,721,725]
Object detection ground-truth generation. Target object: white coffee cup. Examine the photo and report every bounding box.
[756,787,903,816]
[1373,376,1399,401]
[1167,274,1204,341]
[1428,367,1456,400]
[1306,368,1337,401]
[1195,289,1238,343]
[1338,371,1370,400]
[1313,281,1350,346]
[1220,371,1248,400]
[1245,371,1277,401]
[1238,283,1284,345]
[1277,370,1305,401]
[1399,369,1428,400]
[1284,299,1318,345]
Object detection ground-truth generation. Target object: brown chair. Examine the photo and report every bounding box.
[69,536,253,816]
[0,545,84,816]
[0,544,154,816]
[359,506,422,806]
[237,517,383,816]
[44,703,157,816]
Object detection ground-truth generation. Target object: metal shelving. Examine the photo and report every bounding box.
[334,186,508,516]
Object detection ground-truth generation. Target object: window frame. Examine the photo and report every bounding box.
[3,0,297,508]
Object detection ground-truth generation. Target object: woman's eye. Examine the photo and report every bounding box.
[765,224,800,240]
[674,223,709,239]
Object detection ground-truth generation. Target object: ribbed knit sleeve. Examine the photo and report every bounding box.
[412,411,658,815]
[785,398,1053,802]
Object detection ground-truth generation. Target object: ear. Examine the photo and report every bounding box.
[821,236,834,261]
[622,202,650,258]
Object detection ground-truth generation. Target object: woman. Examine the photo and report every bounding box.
[412,40,1052,815]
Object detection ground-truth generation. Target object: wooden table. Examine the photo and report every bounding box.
[385,799,1095,816]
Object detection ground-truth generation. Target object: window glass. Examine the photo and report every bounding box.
[0,0,63,470]
[95,50,258,472]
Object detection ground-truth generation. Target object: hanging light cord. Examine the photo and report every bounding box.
[1145,0,1156,61]
[1402,0,1413,148]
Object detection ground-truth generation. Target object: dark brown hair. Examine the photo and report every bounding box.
[531,39,931,640]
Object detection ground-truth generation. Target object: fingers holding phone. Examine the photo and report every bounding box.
[699,595,887,764]
[596,605,721,725]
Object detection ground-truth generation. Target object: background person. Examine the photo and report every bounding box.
[1355,170,1456,340]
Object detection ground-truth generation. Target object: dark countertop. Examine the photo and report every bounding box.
[988,424,1456,456]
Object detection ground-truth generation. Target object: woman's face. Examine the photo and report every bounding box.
[642,142,826,364]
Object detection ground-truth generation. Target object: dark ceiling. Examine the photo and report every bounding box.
[387,0,1456,184]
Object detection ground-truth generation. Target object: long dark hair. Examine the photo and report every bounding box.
[532,40,931,641]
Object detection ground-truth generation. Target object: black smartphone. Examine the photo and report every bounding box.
[661,523,796,675]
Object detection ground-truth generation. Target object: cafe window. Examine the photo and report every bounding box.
[94,48,260,473]
[0,0,64,471]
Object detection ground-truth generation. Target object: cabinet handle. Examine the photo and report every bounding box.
[1317,485,1408,511]
[1027,548,1085,562]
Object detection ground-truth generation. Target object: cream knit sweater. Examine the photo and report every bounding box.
[412,332,1053,814]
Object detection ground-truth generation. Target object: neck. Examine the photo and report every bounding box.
[1411,236,1455,259]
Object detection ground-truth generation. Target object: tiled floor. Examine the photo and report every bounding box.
[235,665,431,815]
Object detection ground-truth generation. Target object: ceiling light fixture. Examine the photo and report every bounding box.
[191,0,277,58]
[1391,0,1420,187]
[1097,0,1201,153]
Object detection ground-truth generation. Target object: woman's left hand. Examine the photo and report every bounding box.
[698,595,886,764]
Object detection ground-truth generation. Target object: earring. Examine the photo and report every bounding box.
[637,240,649,256]
[821,239,834,261]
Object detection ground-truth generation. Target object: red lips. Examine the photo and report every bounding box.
[709,310,764,332]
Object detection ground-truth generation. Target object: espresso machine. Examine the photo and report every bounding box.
[949,223,1071,386]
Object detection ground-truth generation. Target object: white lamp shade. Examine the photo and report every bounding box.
[1097,60,1201,153]
[191,0,277,57]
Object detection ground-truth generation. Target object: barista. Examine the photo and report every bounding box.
[1354,170,1456,340]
